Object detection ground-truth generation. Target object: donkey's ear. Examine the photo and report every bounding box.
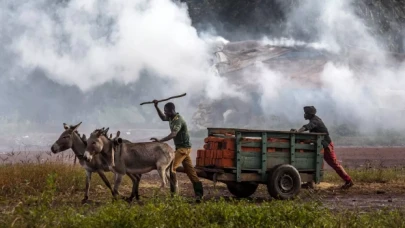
[96,130,103,137]
[71,122,82,132]
[63,123,69,130]
[104,127,109,136]
[116,131,120,137]
[81,134,87,141]
[109,133,112,139]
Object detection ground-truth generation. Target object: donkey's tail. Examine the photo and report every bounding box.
[166,160,177,194]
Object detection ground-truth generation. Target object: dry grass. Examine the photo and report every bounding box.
[0,161,405,204]
[0,163,83,198]
[0,162,131,202]
[1,155,405,199]
[324,165,405,184]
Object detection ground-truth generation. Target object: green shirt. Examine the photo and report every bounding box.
[169,113,191,149]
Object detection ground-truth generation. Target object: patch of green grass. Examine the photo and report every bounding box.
[2,192,405,228]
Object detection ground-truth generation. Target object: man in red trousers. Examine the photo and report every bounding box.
[294,106,353,189]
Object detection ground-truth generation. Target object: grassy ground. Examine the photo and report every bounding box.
[324,166,405,184]
[1,163,405,227]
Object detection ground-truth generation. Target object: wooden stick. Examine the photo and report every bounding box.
[140,93,187,105]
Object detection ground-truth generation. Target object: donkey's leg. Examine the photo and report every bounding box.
[112,173,124,200]
[96,170,114,196]
[157,165,168,189]
[157,158,172,189]
[82,170,92,204]
[165,167,170,184]
[126,173,142,202]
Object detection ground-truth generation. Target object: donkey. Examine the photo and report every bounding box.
[50,122,141,203]
[83,128,178,199]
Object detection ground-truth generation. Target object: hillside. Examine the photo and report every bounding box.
[183,0,405,53]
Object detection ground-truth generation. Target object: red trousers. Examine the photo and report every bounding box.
[324,142,351,182]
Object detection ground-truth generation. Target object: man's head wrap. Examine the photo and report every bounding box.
[303,106,317,115]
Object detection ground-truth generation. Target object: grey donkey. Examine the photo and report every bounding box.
[83,128,178,198]
[50,122,142,203]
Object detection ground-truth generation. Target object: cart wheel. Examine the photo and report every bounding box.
[267,164,301,200]
[226,182,258,198]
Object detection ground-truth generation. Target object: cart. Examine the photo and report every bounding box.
[180,127,326,200]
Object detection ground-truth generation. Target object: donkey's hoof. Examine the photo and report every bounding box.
[122,196,134,203]
[137,200,145,206]
[111,195,122,202]
[81,198,89,204]
[159,185,167,190]
[170,187,180,195]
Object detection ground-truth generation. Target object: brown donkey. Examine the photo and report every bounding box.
[84,128,178,199]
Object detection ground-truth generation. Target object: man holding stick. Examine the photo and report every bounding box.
[149,99,204,202]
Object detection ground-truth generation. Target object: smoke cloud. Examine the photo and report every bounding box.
[0,0,240,134]
[8,0,215,91]
[250,0,405,133]
[1,0,404,147]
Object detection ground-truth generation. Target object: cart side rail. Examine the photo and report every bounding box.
[204,127,325,183]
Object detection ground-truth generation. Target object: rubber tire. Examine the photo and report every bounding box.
[226,182,258,198]
[267,164,301,200]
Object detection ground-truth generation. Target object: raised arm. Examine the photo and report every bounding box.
[153,100,168,121]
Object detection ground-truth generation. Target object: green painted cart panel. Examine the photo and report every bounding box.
[240,152,318,170]
[240,142,316,150]
[206,128,325,184]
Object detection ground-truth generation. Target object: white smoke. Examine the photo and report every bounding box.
[0,0,250,136]
[5,0,239,99]
[261,37,307,47]
[1,0,405,142]
[251,0,405,133]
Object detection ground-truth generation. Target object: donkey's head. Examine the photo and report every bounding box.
[51,122,82,153]
[84,127,110,161]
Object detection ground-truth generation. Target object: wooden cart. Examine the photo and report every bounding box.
[180,127,326,200]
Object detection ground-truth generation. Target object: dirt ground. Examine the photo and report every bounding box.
[334,147,405,168]
[1,171,404,213]
[100,172,405,212]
